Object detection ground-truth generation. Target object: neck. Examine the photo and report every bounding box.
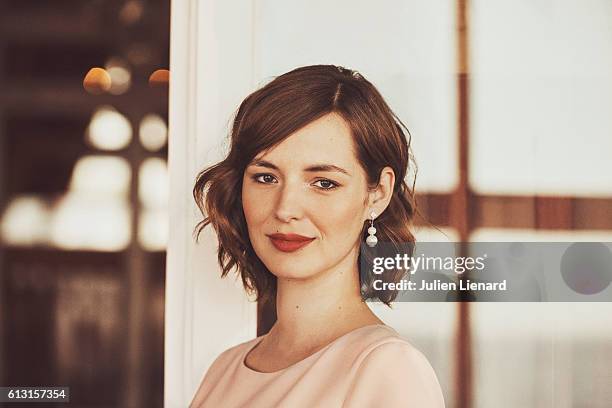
[268,245,380,348]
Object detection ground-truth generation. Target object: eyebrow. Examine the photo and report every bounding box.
[249,159,350,175]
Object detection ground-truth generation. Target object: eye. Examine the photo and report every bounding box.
[252,173,278,184]
[313,179,339,190]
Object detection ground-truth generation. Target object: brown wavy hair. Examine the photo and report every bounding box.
[193,64,417,306]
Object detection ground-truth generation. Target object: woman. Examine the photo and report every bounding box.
[190,65,445,407]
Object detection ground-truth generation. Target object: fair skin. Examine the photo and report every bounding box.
[241,112,395,372]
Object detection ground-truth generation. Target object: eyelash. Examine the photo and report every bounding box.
[251,173,340,190]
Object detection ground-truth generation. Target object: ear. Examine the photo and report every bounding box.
[365,166,395,220]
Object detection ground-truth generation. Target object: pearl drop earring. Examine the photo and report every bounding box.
[366,211,378,247]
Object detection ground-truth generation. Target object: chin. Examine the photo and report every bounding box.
[264,257,324,281]
[271,263,317,280]
[271,270,313,281]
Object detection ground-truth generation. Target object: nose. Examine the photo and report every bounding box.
[274,180,304,223]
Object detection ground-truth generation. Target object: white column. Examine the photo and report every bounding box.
[165,1,257,406]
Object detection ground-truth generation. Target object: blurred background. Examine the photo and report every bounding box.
[0,0,169,407]
[2,0,612,407]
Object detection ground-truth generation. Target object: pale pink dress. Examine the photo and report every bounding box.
[190,324,445,407]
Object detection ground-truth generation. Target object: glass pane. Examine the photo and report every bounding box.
[469,229,612,408]
[470,0,612,196]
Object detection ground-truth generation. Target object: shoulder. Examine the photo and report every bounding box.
[359,340,439,383]
[344,327,445,407]
[190,337,262,407]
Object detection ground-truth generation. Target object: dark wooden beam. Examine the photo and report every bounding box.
[455,0,473,407]
[415,193,612,231]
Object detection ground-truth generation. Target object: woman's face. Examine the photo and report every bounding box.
[241,113,371,281]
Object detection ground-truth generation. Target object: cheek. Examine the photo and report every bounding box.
[313,188,366,239]
[241,180,272,227]
[241,180,256,224]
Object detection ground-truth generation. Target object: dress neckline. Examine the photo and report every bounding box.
[241,323,395,375]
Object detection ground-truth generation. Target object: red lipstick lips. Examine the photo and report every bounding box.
[267,233,315,253]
